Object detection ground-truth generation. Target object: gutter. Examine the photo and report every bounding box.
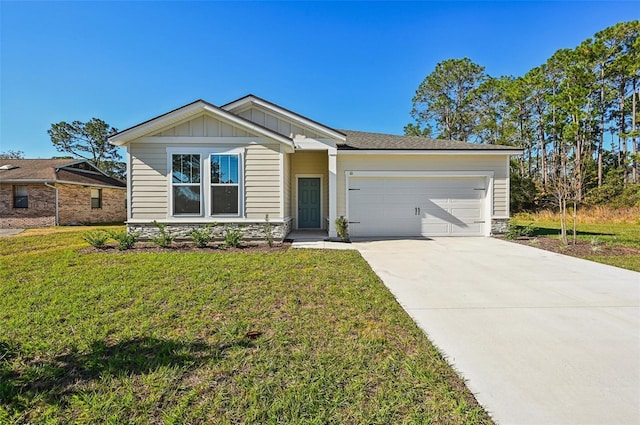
[43,182,59,225]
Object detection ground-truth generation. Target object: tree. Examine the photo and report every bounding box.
[48,118,123,177]
[409,58,487,141]
[0,150,25,159]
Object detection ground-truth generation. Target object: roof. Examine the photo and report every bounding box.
[0,159,126,188]
[108,99,295,149]
[340,130,524,152]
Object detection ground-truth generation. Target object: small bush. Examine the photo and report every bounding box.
[109,230,138,251]
[504,223,536,240]
[335,216,350,243]
[223,225,243,248]
[190,225,215,248]
[83,230,110,248]
[151,221,174,248]
[263,214,274,248]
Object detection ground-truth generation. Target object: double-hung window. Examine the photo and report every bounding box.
[171,154,201,215]
[210,154,240,215]
[91,188,102,209]
[13,185,28,208]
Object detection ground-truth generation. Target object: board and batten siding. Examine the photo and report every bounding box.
[290,151,329,228]
[237,106,323,139]
[336,154,509,218]
[128,140,282,220]
[152,114,250,138]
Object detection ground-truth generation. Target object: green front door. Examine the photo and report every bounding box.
[298,177,321,228]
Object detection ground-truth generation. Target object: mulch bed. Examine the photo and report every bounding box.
[504,236,640,257]
[79,241,292,254]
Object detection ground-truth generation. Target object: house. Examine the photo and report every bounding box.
[0,159,126,227]
[108,95,522,240]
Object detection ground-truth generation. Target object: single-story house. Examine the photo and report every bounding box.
[108,95,522,240]
[0,159,127,228]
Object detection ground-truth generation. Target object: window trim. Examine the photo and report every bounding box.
[169,152,203,216]
[13,185,28,209]
[210,153,241,216]
[166,147,244,219]
[91,188,102,209]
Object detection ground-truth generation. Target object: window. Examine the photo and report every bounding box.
[91,188,102,209]
[211,154,239,215]
[13,185,28,208]
[172,154,201,215]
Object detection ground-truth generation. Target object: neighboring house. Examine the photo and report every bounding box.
[109,95,522,240]
[0,159,126,228]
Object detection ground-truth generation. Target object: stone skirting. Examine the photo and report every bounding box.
[491,218,510,235]
[128,219,292,241]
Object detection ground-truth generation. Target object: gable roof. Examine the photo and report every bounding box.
[0,159,126,188]
[340,130,524,152]
[109,99,295,148]
[222,94,347,141]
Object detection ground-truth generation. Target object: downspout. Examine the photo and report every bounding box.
[44,182,59,225]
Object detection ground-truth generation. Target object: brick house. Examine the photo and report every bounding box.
[0,159,126,228]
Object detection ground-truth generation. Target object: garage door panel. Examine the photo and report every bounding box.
[348,176,487,237]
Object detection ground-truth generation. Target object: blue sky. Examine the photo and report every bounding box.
[0,1,637,158]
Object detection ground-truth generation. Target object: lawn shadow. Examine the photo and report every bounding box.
[528,226,615,238]
[1,336,254,410]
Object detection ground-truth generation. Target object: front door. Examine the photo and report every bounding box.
[298,177,321,228]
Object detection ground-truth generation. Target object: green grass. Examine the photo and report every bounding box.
[0,227,491,424]
[512,216,640,272]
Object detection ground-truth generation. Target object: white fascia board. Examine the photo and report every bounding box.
[294,137,338,151]
[338,149,523,156]
[223,97,346,142]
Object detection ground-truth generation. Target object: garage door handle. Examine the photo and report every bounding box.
[474,220,485,223]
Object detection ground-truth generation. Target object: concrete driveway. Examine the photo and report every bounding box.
[355,237,640,425]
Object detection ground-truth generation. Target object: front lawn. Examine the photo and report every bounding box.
[0,227,490,424]
[510,216,640,272]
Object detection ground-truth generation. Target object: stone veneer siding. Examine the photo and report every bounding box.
[491,218,510,235]
[0,183,56,227]
[57,183,126,225]
[128,219,293,242]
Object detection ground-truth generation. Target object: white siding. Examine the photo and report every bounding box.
[336,154,509,218]
[129,140,282,220]
[245,144,281,219]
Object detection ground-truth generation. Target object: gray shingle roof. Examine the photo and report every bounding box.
[340,130,523,151]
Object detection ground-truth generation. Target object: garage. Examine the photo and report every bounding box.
[347,174,489,237]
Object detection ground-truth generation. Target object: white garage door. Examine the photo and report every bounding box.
[348,176,487,237]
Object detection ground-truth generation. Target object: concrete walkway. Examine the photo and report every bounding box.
[355,237,640,425]
[0,228,24,237]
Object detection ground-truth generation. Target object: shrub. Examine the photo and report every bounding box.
[83,230,110,248]
[263,214,274,247]
[335,216,350,242]
[109,230,138,251]
[223,225,243,248]
[151,221,174,248]
[190,224,215,248]
[504,223,536,240]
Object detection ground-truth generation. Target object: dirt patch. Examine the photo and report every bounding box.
[505,237,640,257]
[78,241,291,254]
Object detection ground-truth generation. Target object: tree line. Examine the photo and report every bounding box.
[406,21,639,212]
